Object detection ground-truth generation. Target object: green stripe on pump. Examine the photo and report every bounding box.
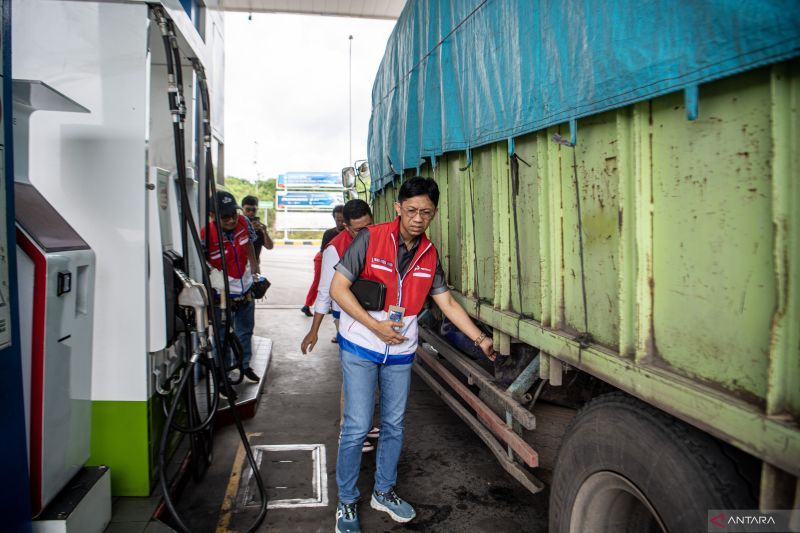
[87,400,150,496]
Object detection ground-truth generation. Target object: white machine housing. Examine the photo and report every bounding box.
[16,184,96,514]
[13,78,97,515]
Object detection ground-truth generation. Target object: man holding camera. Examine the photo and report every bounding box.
[329,177,495,532]
[241,195,273,263]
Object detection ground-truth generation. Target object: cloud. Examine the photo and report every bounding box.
[224,13,395,181]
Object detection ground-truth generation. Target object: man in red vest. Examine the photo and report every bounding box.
[300,199,372,354]
[330,177,495,532]
[201,191,262,384]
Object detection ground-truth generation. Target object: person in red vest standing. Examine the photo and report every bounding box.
[302,205,345,317]
[300,199,372,354]
[300,199,379,452]
[201,190,262,384]
[329,177,495,532]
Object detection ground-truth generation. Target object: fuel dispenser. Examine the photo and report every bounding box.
[9,3,266,531]
[13,79,110,529]
[148,166,188,396]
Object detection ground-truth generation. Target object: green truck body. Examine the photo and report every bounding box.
[372,61,799,495]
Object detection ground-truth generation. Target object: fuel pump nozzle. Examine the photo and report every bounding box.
[173,267,210,360]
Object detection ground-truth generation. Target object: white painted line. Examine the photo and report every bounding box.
[241,444,329,509]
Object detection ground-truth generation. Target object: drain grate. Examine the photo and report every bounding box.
[240,444,328,509]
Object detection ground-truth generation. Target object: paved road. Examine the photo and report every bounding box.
[257,244,319,311]
[175,245,549,532]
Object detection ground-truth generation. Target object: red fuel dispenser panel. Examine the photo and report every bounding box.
[15,181,95,515]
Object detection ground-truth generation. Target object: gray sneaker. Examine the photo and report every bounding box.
[335,501,360,533]
[370,489,416,523]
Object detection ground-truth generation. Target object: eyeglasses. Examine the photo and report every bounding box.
[243,206,257,212]
[401,206,435,220]
[220,213,237,221]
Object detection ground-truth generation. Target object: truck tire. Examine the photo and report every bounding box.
[549,393,755,532]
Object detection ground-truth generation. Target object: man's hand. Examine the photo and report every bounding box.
[370,320,408,345]
[302,312,326,354]
[432,290,497,361]
[478,336,496,361]
[301,331,318,354]
[330,272,407,346]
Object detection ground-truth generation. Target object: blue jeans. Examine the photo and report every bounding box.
[233,298,254,369]
[336,348,413,504]
[213,298,254,370]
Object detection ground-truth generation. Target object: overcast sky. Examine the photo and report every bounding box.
[224,13,396,182]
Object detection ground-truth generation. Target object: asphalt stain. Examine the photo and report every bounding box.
[452,485,486,506]
[488,485,516,504]
[390,503,453,531]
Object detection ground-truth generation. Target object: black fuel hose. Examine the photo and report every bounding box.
[161,30,221,435]
[155,15,223,531]
[153,9,267,532]
[193,56,268,530]
[164,26,205,447]
[154,23,222,436]
[159,356,219,434]
[157,39,226,533]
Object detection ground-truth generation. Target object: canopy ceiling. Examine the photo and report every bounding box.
[214,0,405,20]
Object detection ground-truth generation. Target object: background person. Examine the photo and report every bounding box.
[300,199,378,452]
[302,204,345,316]
[301,200,372,353]
[241,195,273,263]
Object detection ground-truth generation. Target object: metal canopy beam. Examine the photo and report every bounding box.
[214,0,405,20]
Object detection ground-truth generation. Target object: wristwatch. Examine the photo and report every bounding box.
[473,332,487,346]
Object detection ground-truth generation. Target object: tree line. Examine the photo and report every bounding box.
[222,176,277,229]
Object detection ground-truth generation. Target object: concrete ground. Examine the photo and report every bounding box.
[170,245,549,532]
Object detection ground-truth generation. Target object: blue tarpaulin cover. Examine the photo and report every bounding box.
[368,0,800,191]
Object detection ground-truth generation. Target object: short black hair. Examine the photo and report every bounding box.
[242,195,258,207]
[332,205,344,217]
[342,199,372,223]
[398,176,439,207]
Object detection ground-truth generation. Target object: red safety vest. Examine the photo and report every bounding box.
[337,217,439,364]
[326,227,354,256]
[320,230,355,316]
[201,215,252,292]
[360,217,437,316]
